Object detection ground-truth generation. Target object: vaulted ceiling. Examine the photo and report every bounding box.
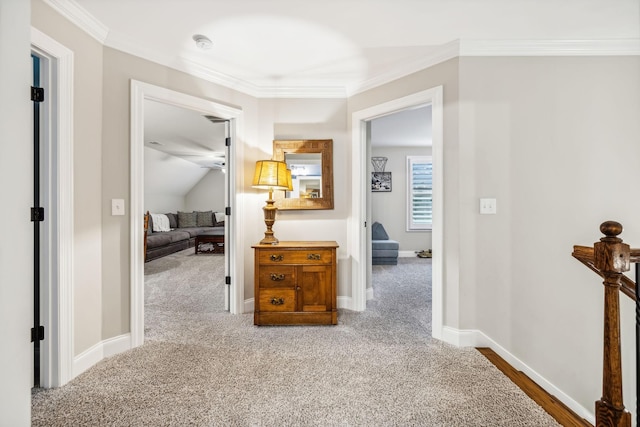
[47,0,639,97]
[144,99,227,169]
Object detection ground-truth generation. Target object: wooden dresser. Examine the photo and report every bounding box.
[252,241,338,326]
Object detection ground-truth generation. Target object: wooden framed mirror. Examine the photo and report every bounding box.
[273,139,334,210]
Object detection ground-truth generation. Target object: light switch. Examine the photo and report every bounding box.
[479,198,497,215]
[112,199,125,216]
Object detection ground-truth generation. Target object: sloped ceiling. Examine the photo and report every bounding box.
[144,99,227,169]
[144,99,228,199]
[144,146,209,200]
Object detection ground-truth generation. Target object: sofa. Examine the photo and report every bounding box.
[144,210,224,262]
[372,222,399,265]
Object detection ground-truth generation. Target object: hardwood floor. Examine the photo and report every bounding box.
[477,348,593,427]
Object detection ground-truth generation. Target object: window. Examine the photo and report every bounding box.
[407,156,432,230]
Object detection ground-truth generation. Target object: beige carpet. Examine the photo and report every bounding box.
[32,249,559,426]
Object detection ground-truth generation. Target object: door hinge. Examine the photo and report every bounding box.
[31,207,45,222]
[225,206,231,216]
[364,221,367,227]
[225,137,231,147]
[225,276,231,285]
[31,326,44,342]
[31,86,44,103]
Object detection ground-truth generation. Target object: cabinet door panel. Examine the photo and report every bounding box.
[299,265,331,312]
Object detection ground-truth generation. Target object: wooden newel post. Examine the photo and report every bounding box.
[593,221,632,427]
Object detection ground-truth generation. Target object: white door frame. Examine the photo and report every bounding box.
[30,27,75,387]
[130,81,245,348]
[350,86,444,339]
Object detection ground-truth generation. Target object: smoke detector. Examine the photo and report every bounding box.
[192,34,212,50]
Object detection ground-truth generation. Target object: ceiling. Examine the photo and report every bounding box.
[53,0,639,97]
[371,106,432,147]
[52,0,636,160]
[144,99,227,168]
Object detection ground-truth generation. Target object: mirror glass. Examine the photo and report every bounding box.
[273,139,333,210]
[284,153,322,199]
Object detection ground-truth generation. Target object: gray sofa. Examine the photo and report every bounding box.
[145,211,224,262]
[372,222,399,265]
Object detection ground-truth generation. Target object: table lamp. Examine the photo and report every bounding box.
[252,160,292,244]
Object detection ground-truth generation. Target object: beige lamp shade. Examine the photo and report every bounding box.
[252,160,290,190]
[285,168,293,191]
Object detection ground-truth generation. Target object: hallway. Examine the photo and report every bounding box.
[31,254,558,426]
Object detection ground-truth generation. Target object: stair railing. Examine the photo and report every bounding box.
[573,221,639,427]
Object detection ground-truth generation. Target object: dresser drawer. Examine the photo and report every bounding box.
[258,289,296,312]
[257,249,333,265]
[257,266,296,288]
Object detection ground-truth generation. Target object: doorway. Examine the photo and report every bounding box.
[349,86,444,339]
[368,106,433,308]
[130,81,245,348]
[30,28,74,388]
[142,99,230,318]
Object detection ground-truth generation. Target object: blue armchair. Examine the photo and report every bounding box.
[371,222,399,265]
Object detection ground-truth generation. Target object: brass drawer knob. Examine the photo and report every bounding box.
[270,254,284,262]
[270,273,285,281]
[270,297,285,305]
[307,253,321,260]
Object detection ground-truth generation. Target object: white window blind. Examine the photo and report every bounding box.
[407,156,432,230]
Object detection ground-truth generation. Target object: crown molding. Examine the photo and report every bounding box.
[43,0,108,43]
[347,40,460,96]
[39,1,640,98]
[178,58,347,98]
[104,33,348,99]
[459,39,640,56]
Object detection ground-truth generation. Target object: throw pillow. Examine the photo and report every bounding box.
[177,211,197,228]
[196,211,214,227]
[372,222,389,240]
[164,213,177,229]
[214,211,225,226]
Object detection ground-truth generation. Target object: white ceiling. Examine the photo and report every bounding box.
[48,0,637,158]
[144,99,227,168]
[371,106,432,147]
[144,145,211,199]
[52,0,639,97]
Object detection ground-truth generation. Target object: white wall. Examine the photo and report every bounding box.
[32,0,105,356]
[257,98,352,296]
[185,169,226,212]
[101,46,260,337]
[143,146,209,213]
[371,146,432,253]
[458,56,640,421]
[350,55,640,422]
[0,1,32,424]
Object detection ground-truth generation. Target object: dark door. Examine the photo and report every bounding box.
[31,54,44,387]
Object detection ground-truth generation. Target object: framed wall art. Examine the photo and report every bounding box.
[371,172,392,192]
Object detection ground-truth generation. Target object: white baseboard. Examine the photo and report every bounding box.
[337,296,352,309]
[244,298,254,314]
[439,327,594,425]
[366,287,374,301]
[399,251,419,258]
[73,333,131,379]
[441,326,478,347]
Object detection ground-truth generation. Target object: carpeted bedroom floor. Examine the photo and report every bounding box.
[31,249,559,426]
